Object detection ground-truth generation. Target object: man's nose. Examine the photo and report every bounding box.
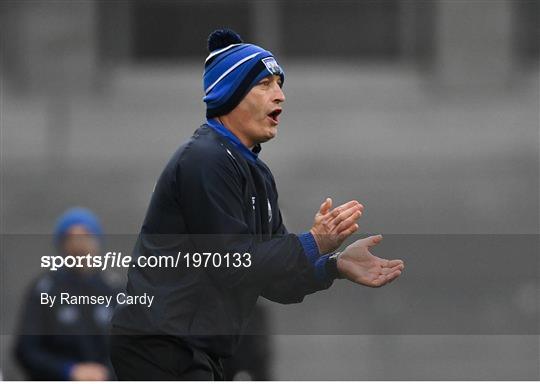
[274,84,285,104]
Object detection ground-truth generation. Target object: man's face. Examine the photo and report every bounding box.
[62,225,99,256]
[223,75,285,147]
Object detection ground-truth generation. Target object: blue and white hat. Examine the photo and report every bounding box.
[203,29,285,118]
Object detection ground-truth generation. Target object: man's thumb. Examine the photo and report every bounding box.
[319,197,332,214]
[364,234,383,247]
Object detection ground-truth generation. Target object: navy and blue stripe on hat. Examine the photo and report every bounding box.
[203,41,284,118]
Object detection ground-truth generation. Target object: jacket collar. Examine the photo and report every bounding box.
[206,119,261,163]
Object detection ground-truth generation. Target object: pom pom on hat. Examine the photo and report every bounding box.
[207,29,243,52]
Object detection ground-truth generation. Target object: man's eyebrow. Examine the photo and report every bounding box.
[260,76,281,83]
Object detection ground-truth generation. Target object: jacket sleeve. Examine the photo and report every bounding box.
[258,170,335,303]
[14,281,75,380]
[176,148,332,297]
[262,207,333,303]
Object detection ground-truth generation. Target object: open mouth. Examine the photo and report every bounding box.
[267,108,282,124]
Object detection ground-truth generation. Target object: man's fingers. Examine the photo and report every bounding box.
[336,200,363,212]
[337,223,359,241]
[330,205,362,229]
[373,269,402,287]
[336,201,363,220]
[383,269,402,285]
[334,210,362,234]
[321,207,344,225]
[381,264,404,275]
[382,259,405,268]
[387,259,405,268]
[386,271,402,284]
[322,200,363,222]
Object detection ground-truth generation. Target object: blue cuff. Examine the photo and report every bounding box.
[62,362,75,380]
[314,254,331,281]
[297,232,320,264]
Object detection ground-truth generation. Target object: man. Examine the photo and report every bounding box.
[15,208,115,380]
[111,29,404,380]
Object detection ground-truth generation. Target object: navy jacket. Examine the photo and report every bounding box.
[112,122,333,357]
[15,270,116,380]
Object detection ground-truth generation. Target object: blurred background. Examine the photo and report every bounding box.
[1,0,539,380]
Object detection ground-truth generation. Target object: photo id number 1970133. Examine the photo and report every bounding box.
[183,252,251,268]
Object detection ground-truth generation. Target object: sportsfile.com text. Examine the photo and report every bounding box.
[40,252,252,271]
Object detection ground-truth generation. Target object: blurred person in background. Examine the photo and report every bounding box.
[14,208,116,380]
[111,29,404,380]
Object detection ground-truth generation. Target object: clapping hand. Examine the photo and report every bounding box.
[310,198,363,254]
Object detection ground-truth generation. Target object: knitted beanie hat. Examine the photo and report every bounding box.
[54,207,103,246]
[203,29,284,118]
